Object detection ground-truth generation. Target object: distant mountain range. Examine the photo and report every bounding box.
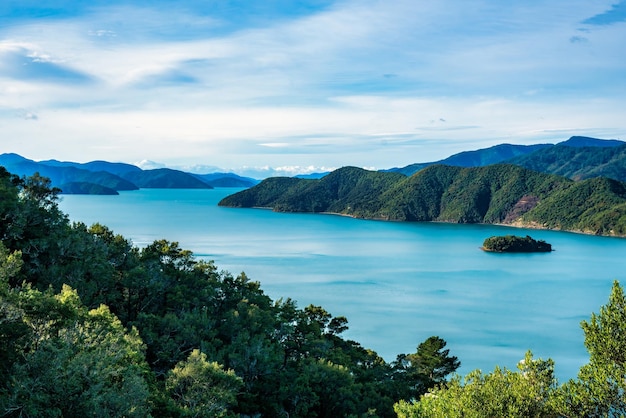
[0,153,259,194]
[2,135,625,196]
[219,136,626,237]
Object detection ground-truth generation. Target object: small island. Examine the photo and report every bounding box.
[482,235,552,253]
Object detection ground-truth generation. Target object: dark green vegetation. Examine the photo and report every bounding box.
[4,169,626,417]
[482,235,552,253]
[388,136,625,178]
[0,154,258,194]
[0,167,462,417]
[508,143,626,183]
[220,164,626,236]
[395,280,626,417]
[386,143,552,176]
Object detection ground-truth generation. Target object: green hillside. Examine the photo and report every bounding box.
[388,143,551,176]
[520,176,626,235]
[507,144,626,182]
[220,164,626,236]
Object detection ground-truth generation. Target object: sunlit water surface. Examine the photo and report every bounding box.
[58,188,626,380]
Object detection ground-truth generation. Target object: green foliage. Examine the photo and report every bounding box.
[522,177,626,235]
[165,349,243,418]
[391,336,461,401]
[395,282,626,418]
[482,235,552,253]
[553,280,626,417]
[395,352,559,418]
[19,169,626,417]
[219,167,405,217]
[0,243,22,284]
[0,284,151,417]
[381,165,461,221]
[1,170,466,417]
[218,176,310,208]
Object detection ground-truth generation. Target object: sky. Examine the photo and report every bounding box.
[1,0,626,177]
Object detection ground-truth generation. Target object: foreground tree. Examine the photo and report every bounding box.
[554,280,626,417]
[0,285,151,417]
[395,281,626,418]
[1,171,468,417]
[395,351,559,418]
[165,349,243,418]
[391,336,461,401]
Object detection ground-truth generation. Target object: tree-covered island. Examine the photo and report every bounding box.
[482,235,552,253]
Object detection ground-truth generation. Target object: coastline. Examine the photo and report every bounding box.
[239,206,626,239]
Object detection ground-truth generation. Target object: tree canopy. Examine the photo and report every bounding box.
[3,168,626,417]
[0,169,460,417]
[482,235,552,253]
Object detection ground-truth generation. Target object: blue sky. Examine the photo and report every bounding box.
[1,0,626,177]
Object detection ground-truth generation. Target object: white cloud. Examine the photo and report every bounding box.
[1,0,625,170]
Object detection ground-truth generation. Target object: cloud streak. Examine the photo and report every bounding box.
[583,0,626,25]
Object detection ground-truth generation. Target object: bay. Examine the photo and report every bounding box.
[58,188,626,380]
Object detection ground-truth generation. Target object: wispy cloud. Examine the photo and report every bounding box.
[0,43,94,84]
[1,0,625,172]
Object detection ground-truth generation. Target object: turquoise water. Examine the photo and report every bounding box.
[58,188,626,380]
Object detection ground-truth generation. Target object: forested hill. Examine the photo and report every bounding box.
[386,143,551,176]
[219,164,626,236]
[387,136,625,178]
[506,143,626,182]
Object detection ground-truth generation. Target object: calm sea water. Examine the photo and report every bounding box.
[58,188,626,380]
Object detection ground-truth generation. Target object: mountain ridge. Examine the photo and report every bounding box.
[0,154,258,194]
[2,135,624,195]
[386,136,625,177]
[219,163,626,237]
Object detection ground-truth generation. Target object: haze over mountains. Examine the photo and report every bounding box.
[0,153,259,194]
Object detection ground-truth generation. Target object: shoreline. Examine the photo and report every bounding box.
[237,206,626,239]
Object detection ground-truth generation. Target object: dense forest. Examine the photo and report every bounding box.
[0,167,461,416]
[219,164,626,236]
[507,143,626,182]
[3,167,626,417]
